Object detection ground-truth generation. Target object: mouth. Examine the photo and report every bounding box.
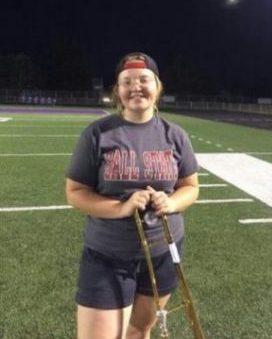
[129,93,146,99]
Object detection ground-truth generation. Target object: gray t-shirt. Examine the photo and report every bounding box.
[66,113,198,259]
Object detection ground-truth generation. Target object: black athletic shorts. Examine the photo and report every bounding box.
[75,240,183,309]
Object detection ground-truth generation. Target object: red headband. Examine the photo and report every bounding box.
[115,52,159,78]
[123,60,148,70]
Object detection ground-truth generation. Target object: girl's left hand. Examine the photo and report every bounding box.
[146,186,176,216]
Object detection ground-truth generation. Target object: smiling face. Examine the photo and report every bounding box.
[116,68,161,122]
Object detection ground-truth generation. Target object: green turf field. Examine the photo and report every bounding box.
[1,109,272,338]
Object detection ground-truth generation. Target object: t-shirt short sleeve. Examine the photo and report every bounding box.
[176,130,198,179]
[66,128,98,187]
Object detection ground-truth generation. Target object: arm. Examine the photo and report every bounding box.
[66,178,151,219]
[148,172,199,216]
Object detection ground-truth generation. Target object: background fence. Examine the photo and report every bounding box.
[1,88,272,115]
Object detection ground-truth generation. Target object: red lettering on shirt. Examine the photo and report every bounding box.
[104,150,139,181]
[104,149,177,181]
[143,150,178,180]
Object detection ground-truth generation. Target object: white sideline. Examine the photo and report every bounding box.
[196,153,272,208]
[239,218,272,224]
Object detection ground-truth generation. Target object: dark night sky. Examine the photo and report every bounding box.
[1,0,272,96]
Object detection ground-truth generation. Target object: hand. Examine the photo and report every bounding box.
[120,190,151,217]
[147,186,176,216]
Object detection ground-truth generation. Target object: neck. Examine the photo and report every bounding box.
[122,108,155,123]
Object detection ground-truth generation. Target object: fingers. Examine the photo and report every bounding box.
[147,185,165,204]
[126,188,174,216]
[150,190,168,207]
[131,190,151,211]
[147,186,174,215]
[153,201,169,216]
[146,185,155,193]
[121,190,152,217]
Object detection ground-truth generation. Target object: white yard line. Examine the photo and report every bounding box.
[0,117,13,122]
[196,198,253,204]
[0,134,78,137]
[0,153,72,156]
[2,118,95,121]
[239,218,272,224]
[247,152,272,155]
[0,198,253,212]
[198,173,209,176]
[0,205,73,212]
[0,125,85,128]
[199,184,227,187]
[196,153,272,208]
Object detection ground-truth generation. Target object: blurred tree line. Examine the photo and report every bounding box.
[0,44,221,95]
[161,54,220,95]
[0,38,92,91]
[0,54,43,89]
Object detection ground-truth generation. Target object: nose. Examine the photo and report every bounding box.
[130,79,141,90]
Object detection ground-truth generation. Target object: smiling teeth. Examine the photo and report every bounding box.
[131,95,144,98]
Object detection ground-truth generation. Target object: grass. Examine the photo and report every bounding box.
[0,108,272,338]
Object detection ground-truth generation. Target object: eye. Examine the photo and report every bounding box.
[140,77,148,84]
[119,79,131,87]
[118,75,154,87]
[140,76,154,85]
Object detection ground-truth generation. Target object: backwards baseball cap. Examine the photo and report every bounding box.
[115,52,159,78]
